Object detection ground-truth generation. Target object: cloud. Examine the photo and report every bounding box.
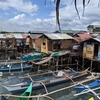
[0,0,39,13]
[0,0,100,32]
[49,0,100,30]
[0,13,56,32]
[10,14,26,21]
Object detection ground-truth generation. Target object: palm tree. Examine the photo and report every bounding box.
[54,0,91,30]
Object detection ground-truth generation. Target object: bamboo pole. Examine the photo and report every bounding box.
[27,74,48,94]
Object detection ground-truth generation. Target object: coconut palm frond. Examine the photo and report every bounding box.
[70,0,74,6]
[56,0,61,30]
[54,0,57,3]
[85,0,90,7]
[98,0,100,7]
[74,0,80,19]
[82,0,85,16]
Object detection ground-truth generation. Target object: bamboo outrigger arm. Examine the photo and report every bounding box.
[27,74,48,94]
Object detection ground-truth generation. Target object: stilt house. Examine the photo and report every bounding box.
[40,33,74,54]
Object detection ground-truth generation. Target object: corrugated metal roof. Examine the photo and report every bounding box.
[77,33,92,39]
[30,34,42,39]
[74,38,85,43]
[44,33,73,40]
[93,38,100,42]
[0,34,6,39]
[13,34,23,39]
[0,34,14,39]
[22,34,29,39]
[4,34,14,38]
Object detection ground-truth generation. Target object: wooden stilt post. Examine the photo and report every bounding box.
[90,60,93,72]
[61,56,63,68]
[82,57,84,69]
[98,62,100,71]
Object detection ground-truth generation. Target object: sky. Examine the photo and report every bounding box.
[0,0,100,32]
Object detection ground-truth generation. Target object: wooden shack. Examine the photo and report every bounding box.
[82,38,100,60]
[13,34,29,53]
[0,34,15,49]
[29,34,42,50]
[40,33,74,54]
[82,38,100,71]
[28,31,47,50]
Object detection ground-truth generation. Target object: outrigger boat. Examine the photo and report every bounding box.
[74,79,100,92]
[0,62,32,73]
[17,82,33,100]
[3,69,88,94]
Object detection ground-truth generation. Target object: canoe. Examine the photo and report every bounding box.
[20,52,46,61]
[0,62,32,73]
[74,80,100,92]
[3,69,88,94]
[17,82,33,100]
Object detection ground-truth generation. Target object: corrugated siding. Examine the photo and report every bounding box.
[44,34,73,40]
[13,34,23,39]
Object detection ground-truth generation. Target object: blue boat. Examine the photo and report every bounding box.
[74,80,100,92]
[20,52,46,61]
[0,63,32,73]
[3,69,88,94]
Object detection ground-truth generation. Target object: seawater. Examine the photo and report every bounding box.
[0,72,98,100]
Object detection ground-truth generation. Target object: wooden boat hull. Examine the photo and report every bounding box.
[74,80,100,92]
[3,70,88,94]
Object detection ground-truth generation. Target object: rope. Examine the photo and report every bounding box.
[39,81,48,94]
[65,73,76,84]
[49,70,57,77]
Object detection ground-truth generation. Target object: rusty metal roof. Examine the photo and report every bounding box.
[77,33,92,39]
[21,34,29,39]
[74,38,85,43]
[30,34,42,39]
[43,33,73,40]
